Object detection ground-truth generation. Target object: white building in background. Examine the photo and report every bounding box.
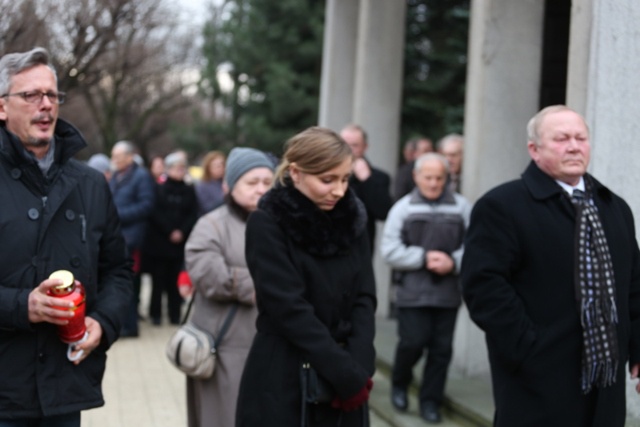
[319,0,640,419]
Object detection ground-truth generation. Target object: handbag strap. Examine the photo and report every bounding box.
[179,289,239,347]
[214,303,238,346]
[180,294,196,325]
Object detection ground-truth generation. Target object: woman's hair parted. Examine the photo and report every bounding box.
[274,126,353,185]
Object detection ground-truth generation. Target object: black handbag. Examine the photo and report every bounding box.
[300,363,369,427]
[301,363,334,404]
[300,363,335,427]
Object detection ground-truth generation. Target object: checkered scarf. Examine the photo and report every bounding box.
[571,186,619,394]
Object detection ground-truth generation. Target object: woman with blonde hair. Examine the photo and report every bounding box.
[236,127,377,427]
[195,151,226,216]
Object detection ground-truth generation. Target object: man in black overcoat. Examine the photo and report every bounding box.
[0,47,131,425]
[461,105,640,427]
[340,124,393,255]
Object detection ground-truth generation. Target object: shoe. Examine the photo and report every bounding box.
[151,317,161,326]
[420,401,441,424]
[391,386,408,411]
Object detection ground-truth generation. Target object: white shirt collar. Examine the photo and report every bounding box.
[556,176,585,196]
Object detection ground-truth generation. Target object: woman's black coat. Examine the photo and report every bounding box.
[236,184,377,427]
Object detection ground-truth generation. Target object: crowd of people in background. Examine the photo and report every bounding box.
[82,126,467,426]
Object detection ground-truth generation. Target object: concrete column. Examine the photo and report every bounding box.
[570,3,640,416]
[351,0,406,176]
[579,0,640,213]
[454,0,546,377]
[350,0,406,318]
[461,0,545,203]
[565,1,593,116]
[318,0,360,131]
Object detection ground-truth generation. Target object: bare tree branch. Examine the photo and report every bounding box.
[1,0,202,157]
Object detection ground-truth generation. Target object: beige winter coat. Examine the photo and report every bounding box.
[184,204,257,427]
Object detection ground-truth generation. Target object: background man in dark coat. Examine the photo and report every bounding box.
[461,105,640,427]
[109,139,155,337]
[0,47,131,425]
[340,123,393,255]
[437,134,464,194]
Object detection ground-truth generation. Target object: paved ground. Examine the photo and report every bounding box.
[82,321,405,427]
[81,278,467,427]
[82,319,185,427]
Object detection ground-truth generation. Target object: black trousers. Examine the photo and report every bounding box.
[0,412,80,427]
[121,246,142,335]
[146,257,184,324]
[392,306,458,406]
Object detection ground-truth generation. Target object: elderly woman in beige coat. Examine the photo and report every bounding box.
[184,147,275,427]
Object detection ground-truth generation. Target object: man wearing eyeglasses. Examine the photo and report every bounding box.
[0,48,131,426]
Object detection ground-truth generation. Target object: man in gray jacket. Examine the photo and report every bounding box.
[381,153,471,424]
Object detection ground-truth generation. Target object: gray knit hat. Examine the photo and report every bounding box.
[224,147,275,191]
[87,153,111,174]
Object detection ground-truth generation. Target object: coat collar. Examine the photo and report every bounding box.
[522,160,612,203]
[0,119,87,196]
[0,118,87,168]
[257,181,368,257]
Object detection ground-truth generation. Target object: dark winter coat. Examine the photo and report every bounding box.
[109,162,155,251]
[142,177,198,260]
[461,161,640,427]
[393,160,415,201]
[349,160,392,253]
[0,120,132,417]
[236,183,377,427]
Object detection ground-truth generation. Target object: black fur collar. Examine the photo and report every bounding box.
[258,181,367,257]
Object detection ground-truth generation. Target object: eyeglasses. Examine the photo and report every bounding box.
[1,90,66,105]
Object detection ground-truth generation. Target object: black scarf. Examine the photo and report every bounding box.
[571,182,619,393]
[257,180,368,257]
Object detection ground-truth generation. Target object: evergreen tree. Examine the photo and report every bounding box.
[401,0,470,145]
[190,0,469,159]
[192,0,325,156]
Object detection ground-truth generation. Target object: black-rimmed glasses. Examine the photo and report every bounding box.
[1,90,66,105]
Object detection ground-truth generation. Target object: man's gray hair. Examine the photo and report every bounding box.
[113,140,137,155]
[164,152,187,169]
[526,105,588,146]
[0,47,57,95]
[414,152,450,174]
[341,123,368,145]
[437,133,464,151]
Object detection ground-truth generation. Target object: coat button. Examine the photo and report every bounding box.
[70,257,81,267]
[11,169,21,179]
[28,208,39,220]
[65,210,76,221]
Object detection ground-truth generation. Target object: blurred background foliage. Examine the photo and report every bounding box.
[0,0,468,164]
